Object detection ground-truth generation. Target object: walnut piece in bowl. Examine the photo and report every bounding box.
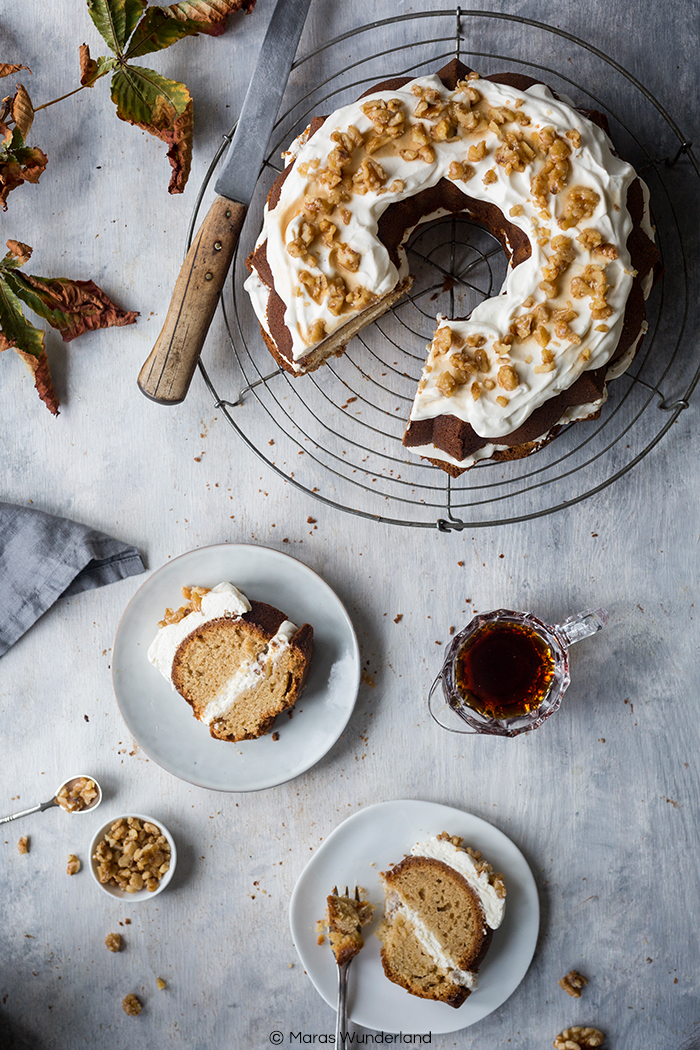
[89,814,176,901]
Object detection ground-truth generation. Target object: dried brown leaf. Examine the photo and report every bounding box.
[11,85,33,139]
[14,273,138,341]
[14,345,59,414]
[164,98,192,193]
[0,64,31,79]
[79,43,99,87]
[6,240,32,265]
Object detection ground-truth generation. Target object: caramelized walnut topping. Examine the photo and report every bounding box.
[494,131,536,174]
[498,364,519,391]
[335,242,361,273]
[483,378,496,391]
[433,326,453,353]
[159,585,211,628]
[471,381,482,400]
[559,970,588,997]
[559,185,600,229]
[351,158,386,194]
[345,285,377,310]
[468,140,487,162]
[539,235,575,297]
[299,269,327,304]
[509,204,524,217]
[455,80,482,104]
[326,276,347,316]
[436,371,458,398]
[531,128,571,201]
[496,395,509,407]
[307,319,327,343]
[482,168,497,185]
[571,263,612,319]
[331,126,364,153]
[565,128,582,148]
[448,161,475,182]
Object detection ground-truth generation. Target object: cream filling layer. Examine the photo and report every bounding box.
[246,73,653,442]
[200,620,297,726]
[394,899,477,990]
[148,582,251,685]
[411,838,506,929]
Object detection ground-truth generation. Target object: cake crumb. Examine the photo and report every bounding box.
[317,933,326,945]
[394,614,403,623]
[272,732,280,741]
[17,836,29,855]
[156,978,166,990]
[122,993,142,1016]
[307,516,317,524]
[105,933,122,952]
[66,854,81,875]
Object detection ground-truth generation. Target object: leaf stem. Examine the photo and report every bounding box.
[34,85,86,113]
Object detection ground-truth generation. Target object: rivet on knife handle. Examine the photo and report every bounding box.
[138,196,245,405]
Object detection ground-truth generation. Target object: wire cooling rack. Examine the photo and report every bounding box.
[191,9,699,529]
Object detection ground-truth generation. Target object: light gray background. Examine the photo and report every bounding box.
[0,1,698,1048]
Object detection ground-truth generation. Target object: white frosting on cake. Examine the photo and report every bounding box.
[199,620,297,726]
[147,582,251,684]
[246,72,655,453]
[411,836,506,930]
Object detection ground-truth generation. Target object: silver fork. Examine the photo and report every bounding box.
[332,885,361,1049]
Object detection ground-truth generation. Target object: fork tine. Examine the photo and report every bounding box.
[344,885,349,897]
[332,885,338,895]
[354,885,360,901]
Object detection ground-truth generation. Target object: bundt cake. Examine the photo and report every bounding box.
[377,832,506,1008]
[148,582,313,742]
[245,59,658,473]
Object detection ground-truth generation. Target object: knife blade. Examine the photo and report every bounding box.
[138,0,312,405]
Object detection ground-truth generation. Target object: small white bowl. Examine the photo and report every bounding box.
[89,813,177,901]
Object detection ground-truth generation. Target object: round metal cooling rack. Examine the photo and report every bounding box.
[191,9,699,530]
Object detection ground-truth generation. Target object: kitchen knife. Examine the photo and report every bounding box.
[138,0,312,405]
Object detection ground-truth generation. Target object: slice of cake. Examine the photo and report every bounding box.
[148,582,314,742]
[325,888,373,966]
[377,832,506,1008]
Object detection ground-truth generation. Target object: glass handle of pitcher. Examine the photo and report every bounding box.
[554,608,608,649]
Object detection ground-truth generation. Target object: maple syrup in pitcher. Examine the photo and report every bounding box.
[454,619,556,720]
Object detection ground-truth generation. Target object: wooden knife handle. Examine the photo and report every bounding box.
[138,196,246,405]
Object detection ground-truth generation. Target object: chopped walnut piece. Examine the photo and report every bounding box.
[351,158,386,195]
[468,140,487,162]
[436,371,458,397]
[156,978,167,990]
[482,168,497,185]
[498,365,519,391]
[336,242,361,273]
[433,326,453,353]
[534,324,550,348]
[345,285,377,310]
[577,227,603,250]
[448,161,475,182]
[496,395,509,407]
[67,854,81,875]
[17,836,29,854]
[509,204,524,217]
[571,263,612,319]
[531,129,571,202]
[558,185,601,230]
[566,128,582,148]
[553,1026,604,1049]
[93,818,171,894]
[105,933,122,952]
[471,381,481,401]
[559,970,588,997]
[122,993,142,1017]
[326,277,347,317]
[56,777,99,813]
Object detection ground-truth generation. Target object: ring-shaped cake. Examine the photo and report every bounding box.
[245,59,658,473]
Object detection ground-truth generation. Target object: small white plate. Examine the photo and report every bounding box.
[289,799,539,1035]
[89,813,177,901]
[112,544,360,792]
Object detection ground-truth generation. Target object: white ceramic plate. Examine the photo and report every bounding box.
[112,544,360,792]
[289,799,539,1035]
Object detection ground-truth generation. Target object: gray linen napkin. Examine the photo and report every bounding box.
[0,502,146,657]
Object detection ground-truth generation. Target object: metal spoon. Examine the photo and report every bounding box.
[0,774,103,825]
